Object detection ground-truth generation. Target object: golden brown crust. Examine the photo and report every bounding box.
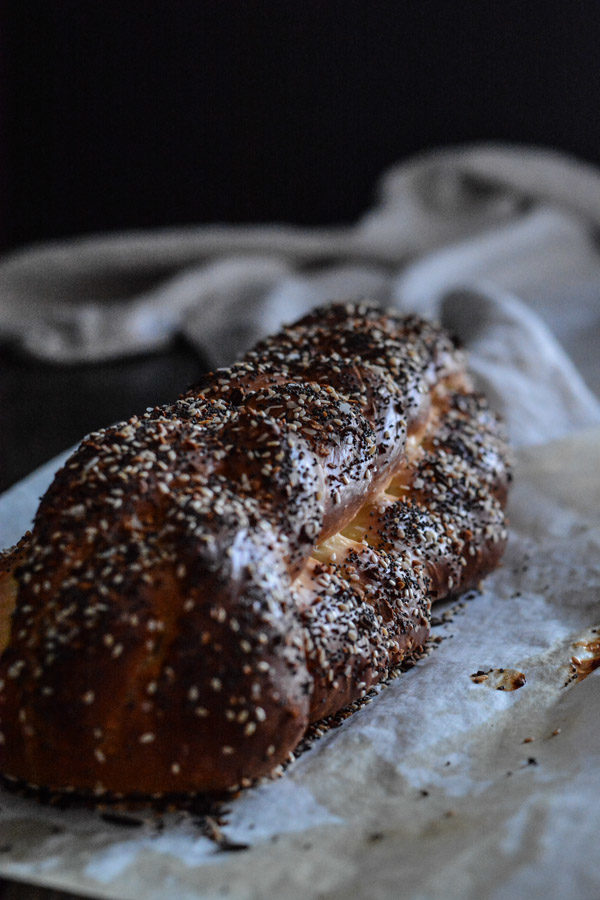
[0,302,510,797]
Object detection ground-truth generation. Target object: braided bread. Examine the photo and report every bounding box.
[0,303,510,797]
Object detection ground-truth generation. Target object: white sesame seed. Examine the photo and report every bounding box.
[7,661,25,679]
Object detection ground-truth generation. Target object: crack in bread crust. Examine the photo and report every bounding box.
[0,303,510,797]
[301,379,508,720]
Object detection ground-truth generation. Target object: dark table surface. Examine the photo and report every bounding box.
[0,337,209,497]
[0,880,83,899]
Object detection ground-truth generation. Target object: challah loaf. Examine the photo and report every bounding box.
[0,303,510,797]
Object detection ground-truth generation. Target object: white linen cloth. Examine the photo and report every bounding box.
[0,144,599,899]
[1,143,599,387]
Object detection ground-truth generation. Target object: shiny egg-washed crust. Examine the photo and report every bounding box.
[0,303,510,797]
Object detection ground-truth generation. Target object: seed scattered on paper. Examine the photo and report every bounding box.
[470,668,526,690]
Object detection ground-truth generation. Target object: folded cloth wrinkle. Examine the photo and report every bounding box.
[439,287,600,445]
[377,143,600,229]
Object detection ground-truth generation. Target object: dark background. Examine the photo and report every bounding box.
[2,0,600,494]
[4,1,600,251]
